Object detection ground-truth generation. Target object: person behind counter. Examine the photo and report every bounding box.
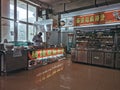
[32,32,43,46]
[3,39,8,43]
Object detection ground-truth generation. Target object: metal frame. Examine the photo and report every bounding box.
[0,0,38,42]
[0,0,1,42]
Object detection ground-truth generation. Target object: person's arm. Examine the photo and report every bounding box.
[41,37,43,42]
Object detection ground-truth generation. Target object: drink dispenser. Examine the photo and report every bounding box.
[67,33,74,53]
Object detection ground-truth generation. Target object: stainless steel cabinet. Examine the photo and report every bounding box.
[71,48,77,62]
[92,51,104,65]
[77,49,87,63]
[1,50,27,73]
[87,50,92,64]
[115,52,120,69]
[104,52,114,67]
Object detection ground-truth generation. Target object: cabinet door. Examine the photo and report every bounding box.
[4,51,27,72]
[115,53,120,69]
[104,52,114,67]
[92,51,104,65]
[87,51,92,64]
[77,50,87,63]
[71,48,76,62]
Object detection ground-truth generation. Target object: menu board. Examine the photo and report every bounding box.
[74,10,120,26]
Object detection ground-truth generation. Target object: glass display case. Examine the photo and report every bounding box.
[75,29,114,50]
[72,27,120,69]
[27,48,65,69]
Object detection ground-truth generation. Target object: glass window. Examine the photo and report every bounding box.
[1,19,14,42]
[18,23,27,41]
[17,0,27,22]
[1,0,14,19]
[38,17,43,21]
[28,5,36,23]
[28,25,36,42]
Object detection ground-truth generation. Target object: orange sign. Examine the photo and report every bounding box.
[74,10,120,26]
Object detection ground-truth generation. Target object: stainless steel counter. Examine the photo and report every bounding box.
[0,50,27,74]
[71,48,120,69]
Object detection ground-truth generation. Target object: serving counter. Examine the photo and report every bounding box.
[27,48,65,69]
[0,50,27,74]
[0,47,65,75]
[71,48,120,69]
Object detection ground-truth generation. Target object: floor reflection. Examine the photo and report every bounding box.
[0,59,120,90]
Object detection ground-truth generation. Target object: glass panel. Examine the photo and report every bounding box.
[18,23,27,41]
[28,25,36,42]
[1,19,14,42]
[28,5,36,23]
[17,0,27,22]
[1,0,14,19]
[38,17,43,21]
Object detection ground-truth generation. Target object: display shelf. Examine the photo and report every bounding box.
[72,28,120,69]
[75,29,114,50]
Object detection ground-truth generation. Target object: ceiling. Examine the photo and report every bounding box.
[27,0,120,14]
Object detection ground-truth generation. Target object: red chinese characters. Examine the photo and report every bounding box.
[74,10,120,26]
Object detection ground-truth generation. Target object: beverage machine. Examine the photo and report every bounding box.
[67,33,74,53]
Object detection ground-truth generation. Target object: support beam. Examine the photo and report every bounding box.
[25,0,50,9]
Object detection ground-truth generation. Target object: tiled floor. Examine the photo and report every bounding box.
[0,58,120,90]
